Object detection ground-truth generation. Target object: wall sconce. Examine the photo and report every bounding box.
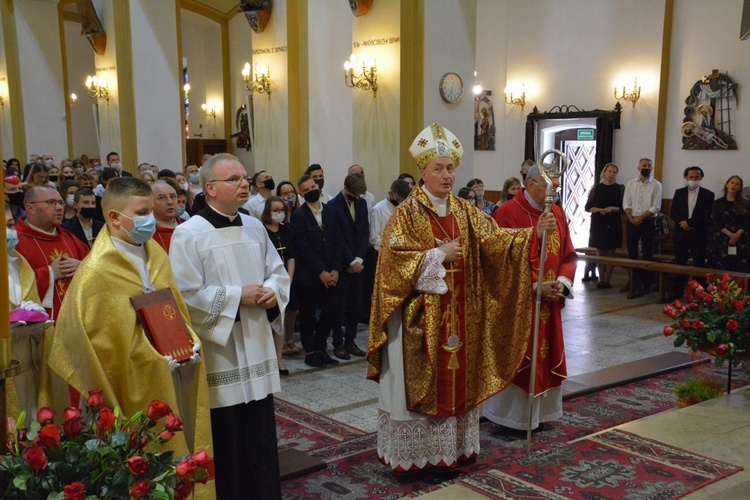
[343,53,378,97]
[70,93,77,107]
[614,77,641,107]
[183,83,190,99]
[85,75,109,102]
[505,84,526,107]
[242,62,272,99]
[0,93,4,109]
[201,103,216,118]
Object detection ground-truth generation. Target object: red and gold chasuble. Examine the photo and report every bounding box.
[428,213,469,416]
[15,217,90,319]
[493,188,576,396]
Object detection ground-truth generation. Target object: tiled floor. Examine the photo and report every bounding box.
[277,263,750,497]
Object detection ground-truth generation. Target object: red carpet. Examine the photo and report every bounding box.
[278,364,748,498]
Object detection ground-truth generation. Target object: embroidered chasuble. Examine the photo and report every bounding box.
[367,188,537,470]
[41,227,215,499]
[492,188,575,396]
[15,217,90,318]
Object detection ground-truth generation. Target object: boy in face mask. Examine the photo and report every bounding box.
[41,178,215,488]
[61,188,104,248]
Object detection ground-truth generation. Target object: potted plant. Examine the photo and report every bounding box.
[663,273,750,367]
[0,390,210,499]
[673,376,725,407]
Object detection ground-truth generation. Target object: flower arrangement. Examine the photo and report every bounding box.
[0,390,209,499]
[663,273,750,367]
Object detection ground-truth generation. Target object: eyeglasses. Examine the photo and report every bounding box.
[155,193,178,201]
[29,199,65,207]
[207,176,251,187]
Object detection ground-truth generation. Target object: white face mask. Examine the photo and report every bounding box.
[686,180,700,189]
[180,182,189,191]
[66,194,75,207]
[110,162,122,170]
[474,189,484,200]
[271,212,286,223]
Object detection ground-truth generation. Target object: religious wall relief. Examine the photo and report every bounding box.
[681,70,738,150]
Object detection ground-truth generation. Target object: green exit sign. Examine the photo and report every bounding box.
[577,129,595,140]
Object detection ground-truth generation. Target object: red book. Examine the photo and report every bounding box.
[130,288,194,363]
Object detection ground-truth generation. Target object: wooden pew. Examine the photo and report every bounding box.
[646,262,750,302]
[576,254,652,295]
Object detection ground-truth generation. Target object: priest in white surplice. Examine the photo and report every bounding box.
[170,154,290,499]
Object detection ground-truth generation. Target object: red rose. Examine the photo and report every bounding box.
[703,294,714,305]
[63,407,82,436]
[737,278,746,289]
[678,319,691,329]
[707,284,717,293]
[687,280,700,291]
[720,279,730,291]
[689,302,700,311]
[159,430,174,442]
[37,424,61,448]
[36,407,55,424]
[191,450,209,467]
[147,400,172,421]
[672,300,684,309]
[131,481,150,499]
[684,293,694,303]
[662,306,677,319]
[97,407,116,431]
[23,446,47,471]
[734,300,745,312]
[706,273,715,283]
[175,480,194,500]
[727,319,739,330]
[87,389,104,409]
[128,455,149,476]
[663,326,674,337]
[716,344,729,356]
[63,482,86,500]
[165,413,183,432]
[176,458,197,478]
[693,320,705,330]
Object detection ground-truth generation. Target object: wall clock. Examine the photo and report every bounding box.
[439,72,463,104]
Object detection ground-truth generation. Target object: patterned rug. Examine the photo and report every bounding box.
[279,363,749,499]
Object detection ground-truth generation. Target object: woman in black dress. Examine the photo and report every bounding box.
[263,196,297,375]
[711,175,750,272]
[585,163,624,288]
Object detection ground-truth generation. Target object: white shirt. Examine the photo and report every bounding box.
[623,176,662,218]
[363,191,376,215]
[687,186,700,219]
[243,193,268,219]
[370,198,396,252]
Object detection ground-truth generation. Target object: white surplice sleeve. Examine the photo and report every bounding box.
[170,222,242,348]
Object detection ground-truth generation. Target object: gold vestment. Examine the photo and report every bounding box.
[367,188,536,416]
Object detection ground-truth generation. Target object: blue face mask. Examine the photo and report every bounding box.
[118,212,156,244]
[176,207,186,217]
[6,229,18,253]
[189,174,200,184]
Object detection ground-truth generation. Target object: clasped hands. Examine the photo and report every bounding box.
[318,269,340,288]
[540,281,565,301]
[51,255,81,280]
[240,285,277,309]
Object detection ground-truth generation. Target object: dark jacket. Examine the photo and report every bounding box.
[670,186,715,241]
[61,215,104,248]
[289,203,343,286]
[326,191,370,268]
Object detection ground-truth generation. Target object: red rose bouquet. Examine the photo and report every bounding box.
[663,273,750,367]
[0,391,209,499]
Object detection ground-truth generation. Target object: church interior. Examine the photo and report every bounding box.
[2,0,750,498]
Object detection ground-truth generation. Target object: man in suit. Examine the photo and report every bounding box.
[670,166,715,296]
[289,175,343,368]
[327,173,370,360]
[106,151,133,178]
[61,188,104,248]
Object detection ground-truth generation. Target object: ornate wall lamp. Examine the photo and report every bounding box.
[344,53,378,97]
[85,75,109,102]
[242,62,271,99]
[505,84,526,107]
[70,93,78,107]
[201,103,216,118]
[614,77,641,107]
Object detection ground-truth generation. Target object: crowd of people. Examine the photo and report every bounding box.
[3,136,748,493]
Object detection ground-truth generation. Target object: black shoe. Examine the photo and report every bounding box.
[304,352,326,368]
[420,469,462,485]
[581,276,596,283]
[627,291,645,299]
[333,346,351,360]
[620,283,631,293]
[344,341,366,357]
[279,368,290,376]
[320,350,339,365]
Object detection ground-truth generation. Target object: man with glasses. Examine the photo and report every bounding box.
[151,181,181,253]
[15,186,89,319]
[170,153,290,498]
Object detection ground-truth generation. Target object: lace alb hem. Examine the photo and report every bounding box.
[376,406,481,471]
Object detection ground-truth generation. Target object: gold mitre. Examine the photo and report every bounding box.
[409,123,464,169]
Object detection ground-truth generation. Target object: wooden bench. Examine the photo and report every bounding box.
[646,262,750,302]
[576,254,651,295]
[575,246,675,263]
